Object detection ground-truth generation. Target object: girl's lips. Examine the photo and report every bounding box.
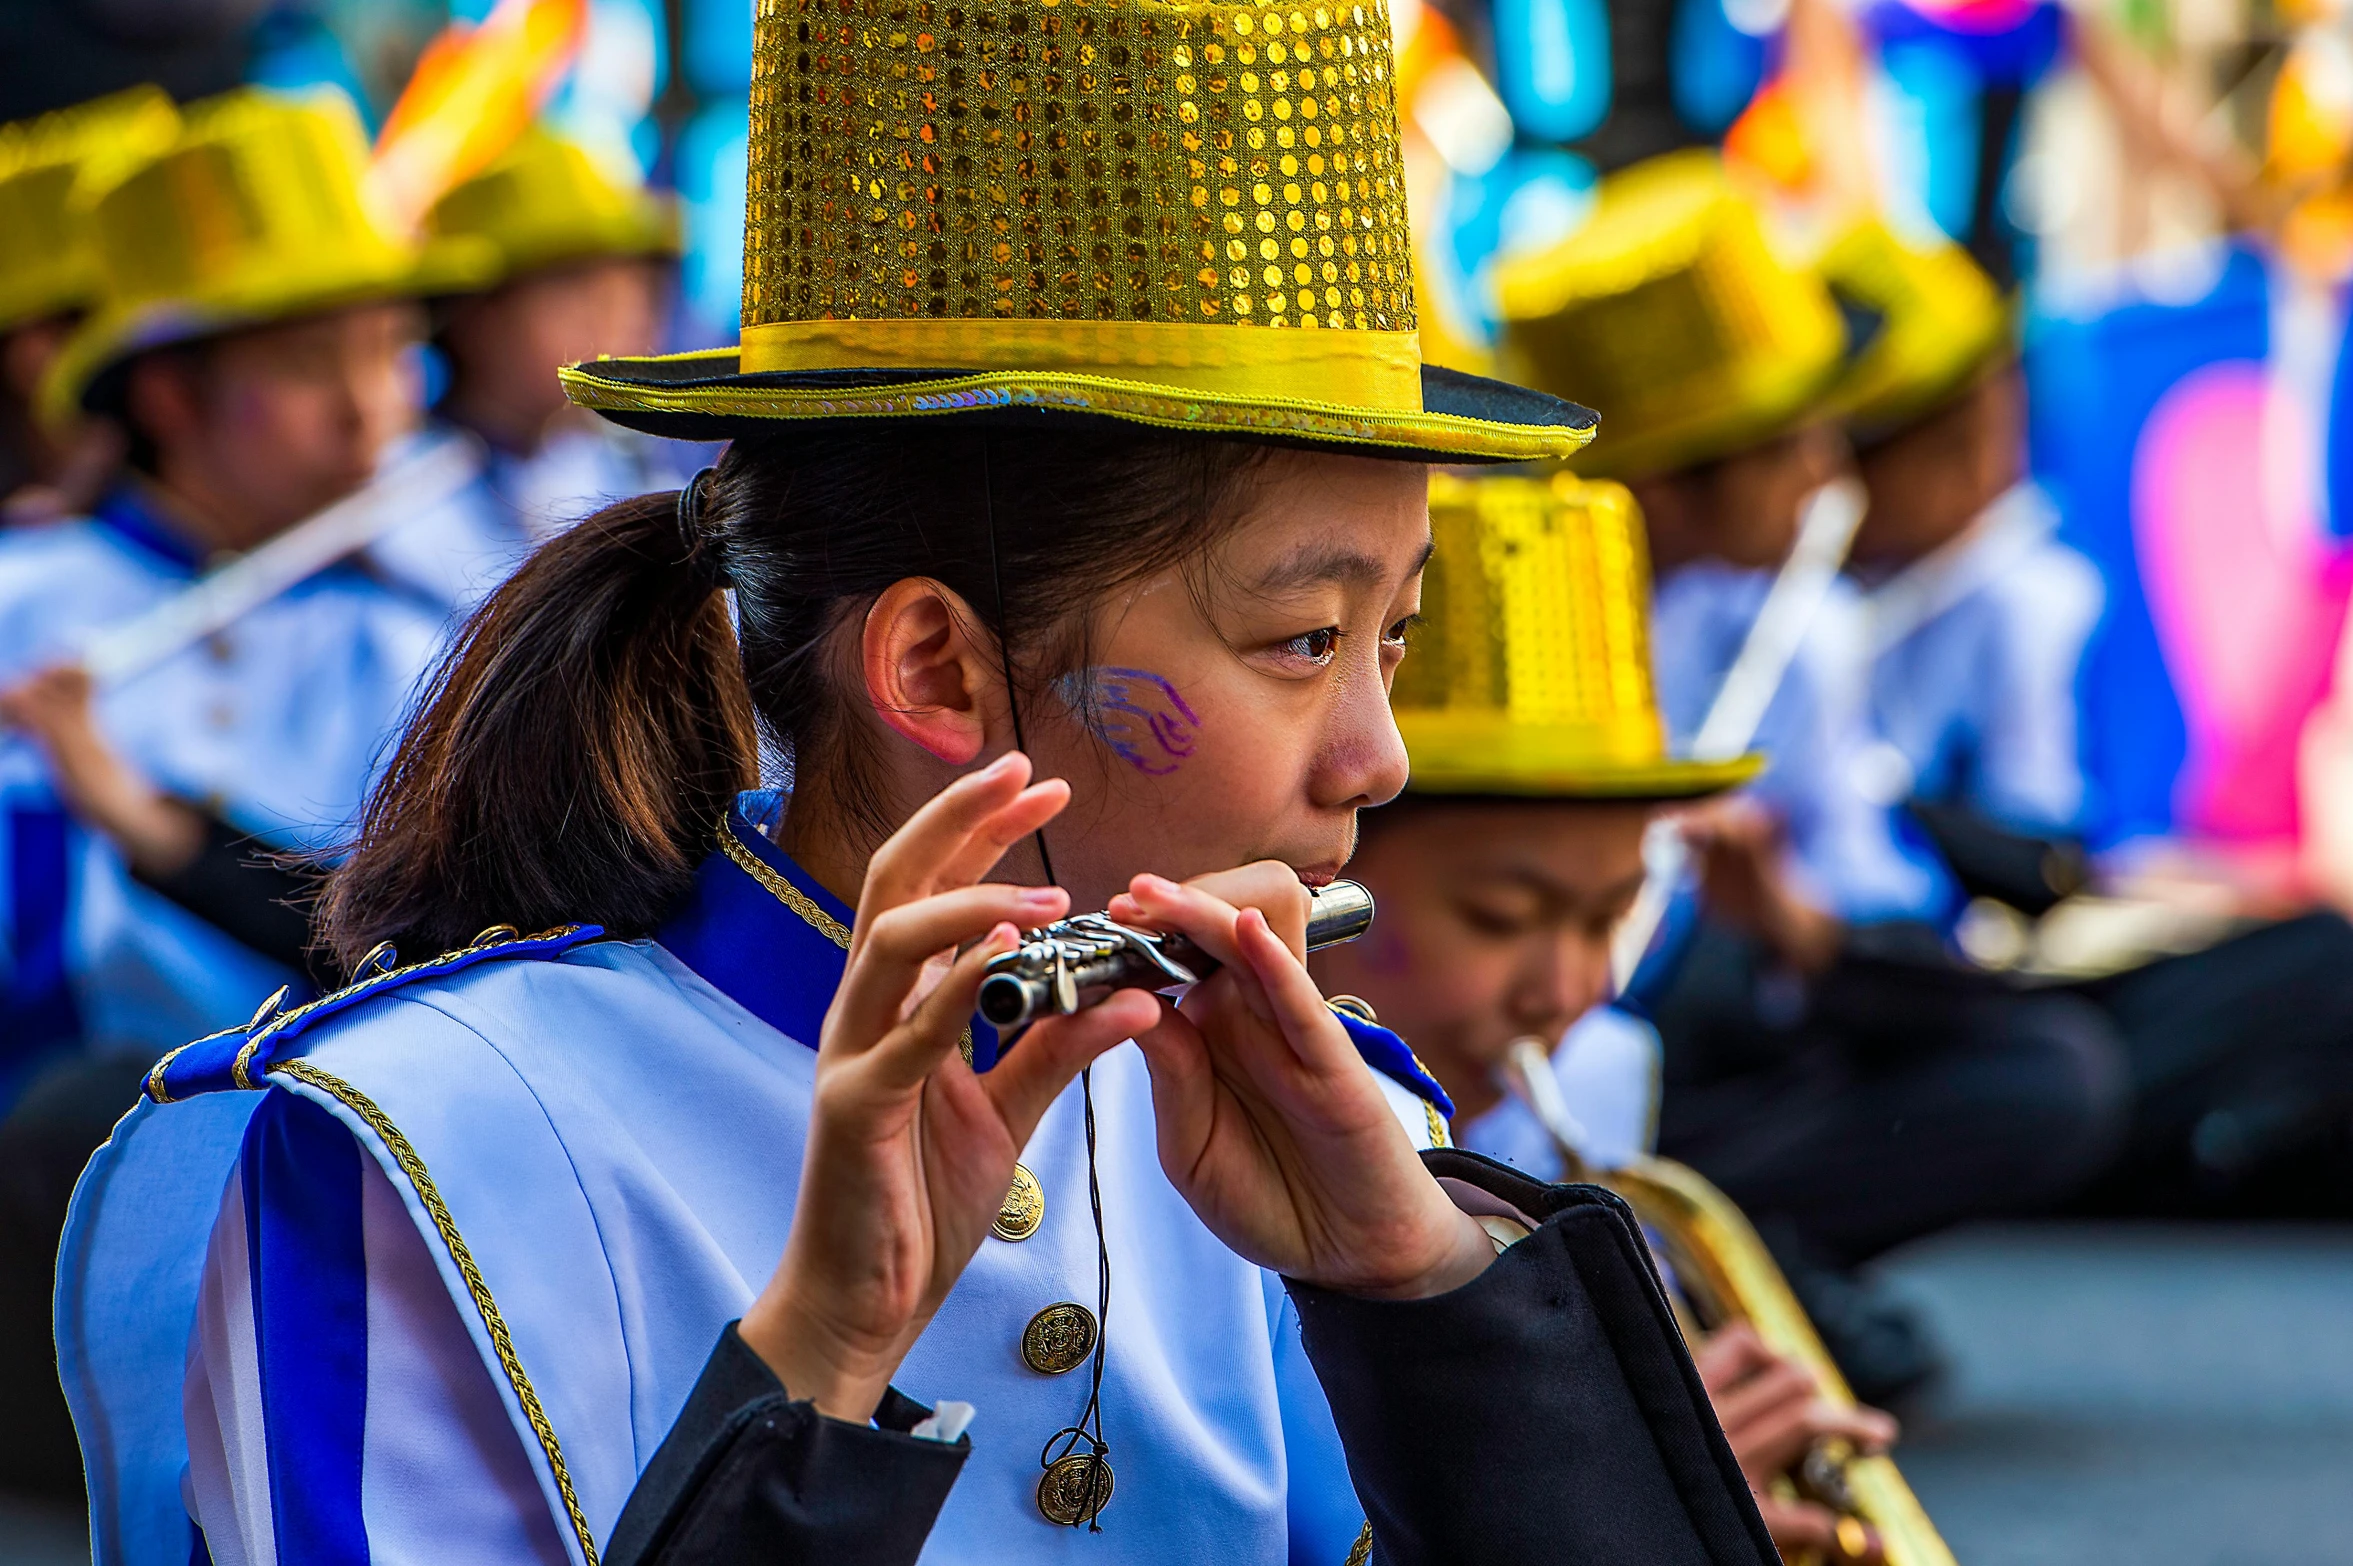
[1294,866,1340,889]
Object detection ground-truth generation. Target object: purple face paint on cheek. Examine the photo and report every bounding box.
[1055,666,1204,776]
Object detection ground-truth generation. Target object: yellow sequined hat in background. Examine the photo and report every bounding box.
[427,124,682,291]
[1396,469,1763,796]
[0,87,180,336]
[1492,149,1845,480]
[40,88,496,424]
[559,0,1596,462]
[1817,220,2011,444]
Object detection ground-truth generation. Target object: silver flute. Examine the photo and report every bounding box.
[977,880,1376,1031]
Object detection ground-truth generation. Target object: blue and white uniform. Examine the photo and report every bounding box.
[1650,562,1951,926]
[1857,485,2104,836]
[368,421,710,615]
[58,792,1451,1566]
[0,486,445,1081]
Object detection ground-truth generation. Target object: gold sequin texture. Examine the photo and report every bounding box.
[1038,1451,1116,1524]
[993,1162,1045,1240]
[1397,475,1661,742]
[1021,1301,1100,1373]
[742,0,1415,331]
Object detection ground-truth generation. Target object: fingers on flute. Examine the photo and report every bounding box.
[1231,908,1357,1064]
[832,884,1064,1053]
[854,922,1026,1093]
[1130,1002,1214,1148]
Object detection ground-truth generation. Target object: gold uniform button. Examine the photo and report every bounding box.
[993,1163,1043,1242]
[1020,1302,1098,1375]
[1037,1451,1115,1526]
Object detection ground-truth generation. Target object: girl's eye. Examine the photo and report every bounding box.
[1279,627,1342,663]
[1384,613,1420,647]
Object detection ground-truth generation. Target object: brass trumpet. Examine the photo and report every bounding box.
[1502,1039,1956,1566]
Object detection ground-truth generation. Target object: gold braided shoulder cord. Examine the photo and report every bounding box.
[715,823,980,1060]
[1345,1522,1374,1565]
[718,824,850,948]
[271,1057,603,1566]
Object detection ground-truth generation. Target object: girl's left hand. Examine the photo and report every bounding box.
[1111,865,1496,1300]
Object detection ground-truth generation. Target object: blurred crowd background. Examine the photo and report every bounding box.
[8,0,2353,1555]
[12,0,2351,883]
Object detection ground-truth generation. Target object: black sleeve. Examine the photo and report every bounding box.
[1286,1148,1778,1566]
[129,808,319,975]
[604,1322,968,1566]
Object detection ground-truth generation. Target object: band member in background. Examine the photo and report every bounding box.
[369,124,699,613]
[1495,151,2129,1404]
[1836,230,2353,1217]
[1316,470,1897,1560]
[0,87,177,528]
[57,8,1781,1562]
[0,88,454,1500]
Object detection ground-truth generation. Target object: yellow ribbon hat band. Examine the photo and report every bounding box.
[739,317,1424,409]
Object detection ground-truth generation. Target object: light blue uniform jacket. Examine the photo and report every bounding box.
[1650,562,1952,926]
[57,793,1448,1565]
[0,488,446,1072]
[1859,486,2105,837]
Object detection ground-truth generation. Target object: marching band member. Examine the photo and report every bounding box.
[0,86,458,1064]
[1316,470,1898,1561]
[1494,151,2128,1402]
[57,8,1780,1564]
[369,125,699,613]
[0,87,177,528]
[0,86,462,1502]
[1837,228,2353,1215]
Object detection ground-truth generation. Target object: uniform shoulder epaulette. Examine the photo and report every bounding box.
[144,924,606,1105]
[1326,995,1456,1121]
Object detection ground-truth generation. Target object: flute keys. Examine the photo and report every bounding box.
[993,1164,1044,1242]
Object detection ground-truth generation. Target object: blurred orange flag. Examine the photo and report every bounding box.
[365,0,588,232]
[1724,80,1813,190]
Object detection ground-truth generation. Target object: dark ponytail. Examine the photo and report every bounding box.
[321,427,1268,973]
[320,490,757,966]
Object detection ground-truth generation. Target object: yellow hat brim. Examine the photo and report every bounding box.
[42,238,494,424]
[1818,226,2015,441]
[560,351,1603,464]
[1399,712,1765,799]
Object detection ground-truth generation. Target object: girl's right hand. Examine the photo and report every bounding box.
[738,753,1158,1421]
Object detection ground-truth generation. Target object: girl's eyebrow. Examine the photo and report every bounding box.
[1254,533,1435,594]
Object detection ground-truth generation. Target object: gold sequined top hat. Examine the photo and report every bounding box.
[0,87,180,336]
[1817,220,2011,445]
[1492,149,1845,481]
[557,0,1595,461]
[1396,470,1762,797]
[427,125,683,290]
[40,88,495,424]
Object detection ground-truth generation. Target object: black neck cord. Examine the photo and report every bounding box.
[981,439,1111,1529]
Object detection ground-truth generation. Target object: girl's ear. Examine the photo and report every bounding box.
[859,577,998,764]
